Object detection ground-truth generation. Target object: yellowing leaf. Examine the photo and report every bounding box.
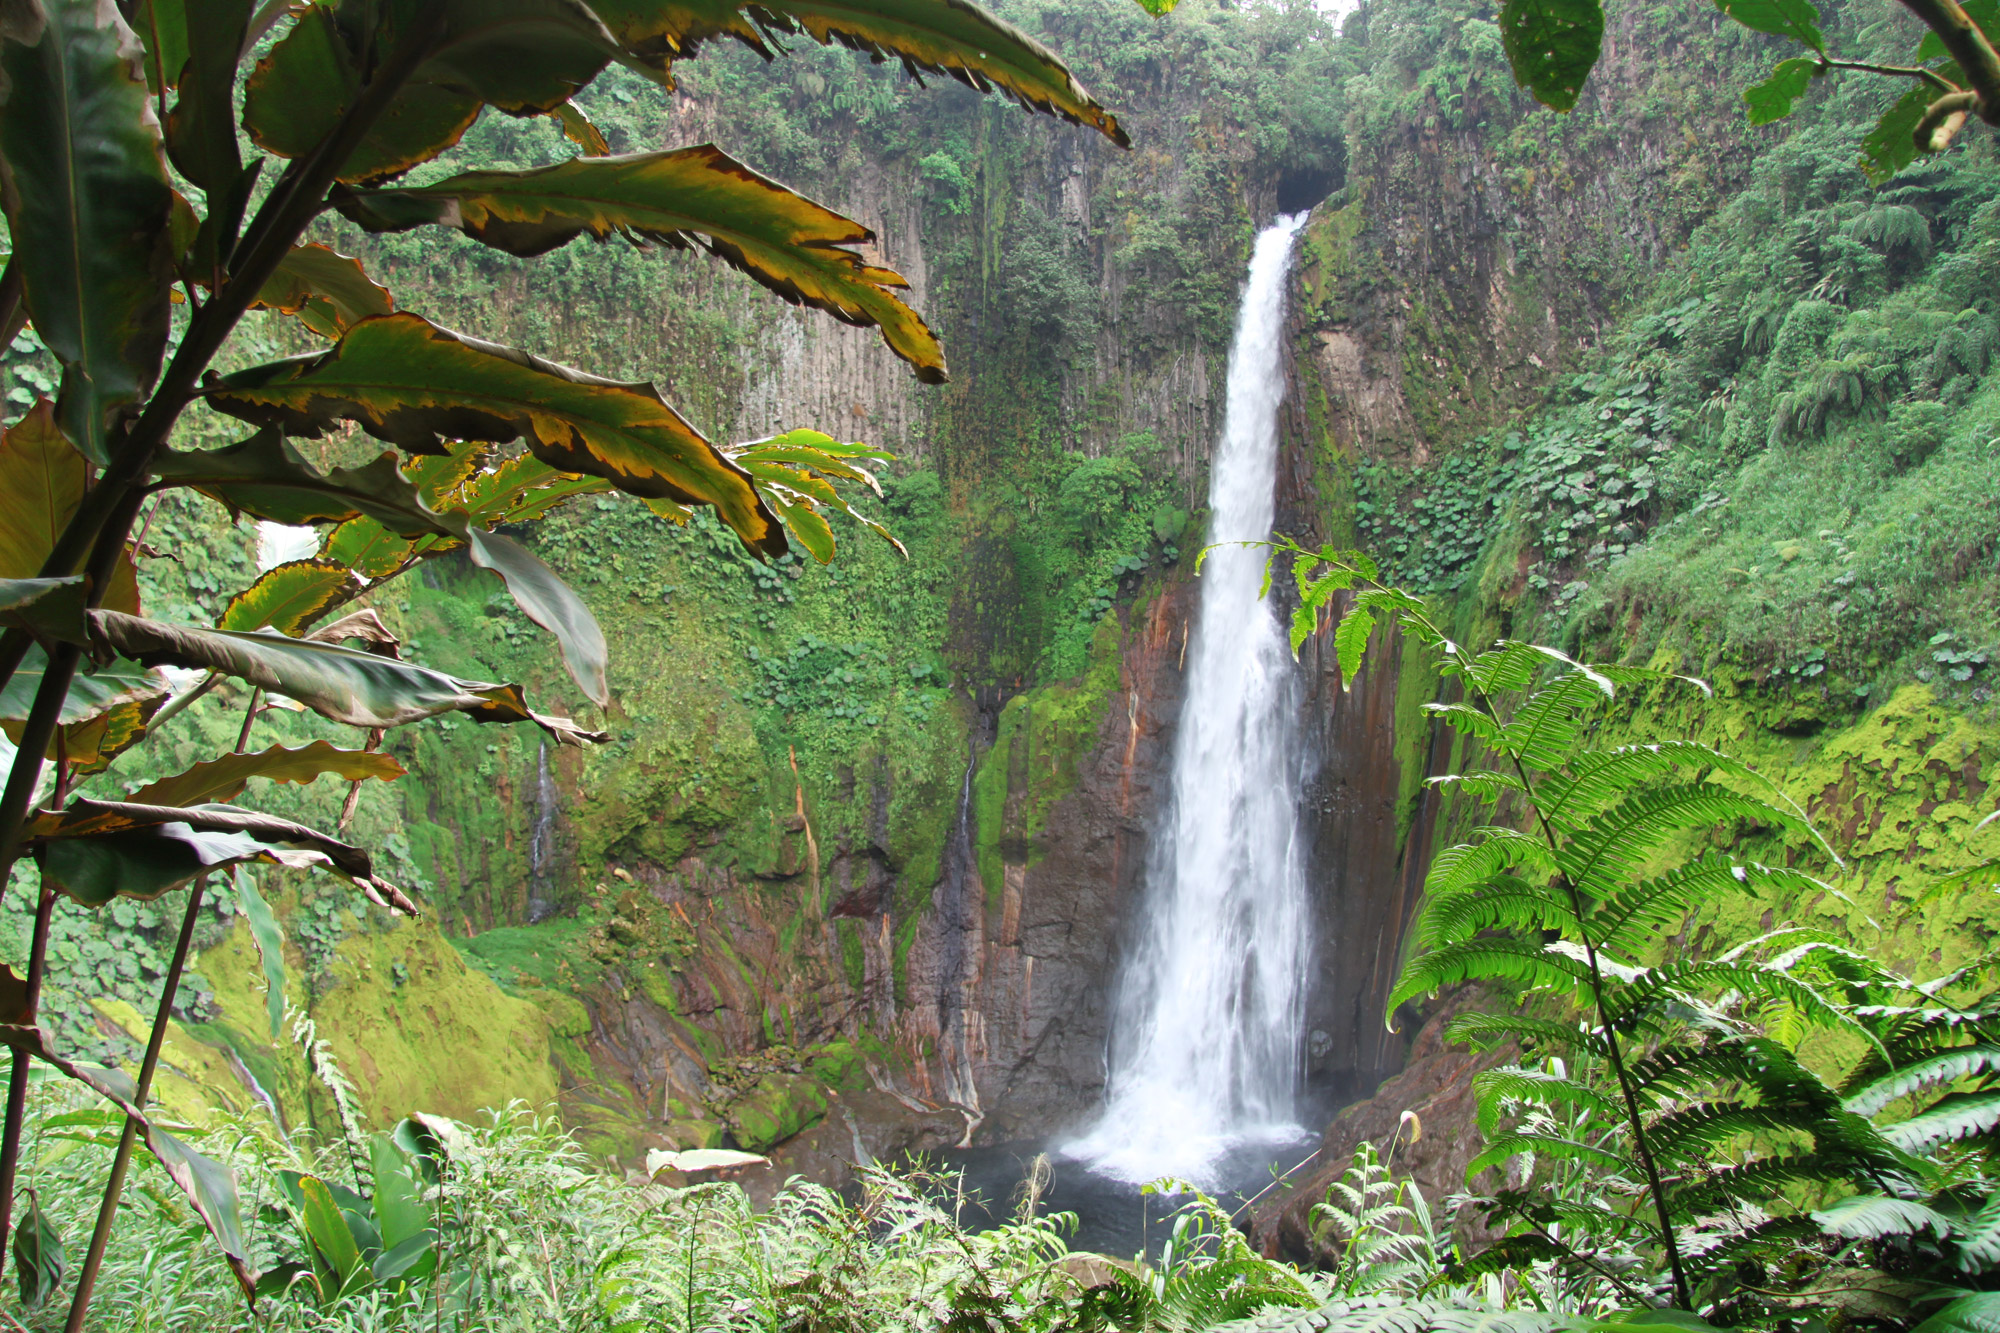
[252,242,394,335]
[0,401,85,579]
[340,146,946,382]
[128,741,405,806]
[220,559,357,634]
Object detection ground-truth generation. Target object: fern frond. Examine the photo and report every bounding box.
[1418,880,1574,949]
[1425,770,1530,802]
[1595,857,1831,956]
[1670,1154,1885,1213]
[1211,1296,1604,1333]
[1387,939,1592,1016]
[1538,740,1793,827]
[1648,1102,1854,1165]
[1465,1131,1631,1180]
[1442,1011,1609,1058]
[1467,641,1612,699]
[1950,1191,2000,1272]
[1881,1090,2000,1152]
[1681,1215,1818,1271]
[1471,1066,1618,1137]
[1502,673,1617,773]
[1628,1036,1833,1108]
[1810,1192,1954,1240]
[1157,1257,1316,1332]
[1422,830,1559,903]
[1560,785,1814,901]
[1606,959,1856,1040]
[1845,1045,2000,1116]
[1421,702,1505,749]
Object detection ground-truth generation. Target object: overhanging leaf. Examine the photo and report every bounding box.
[219,558,357,634]
[10,1192,63,1309]
[231,866,287,1039]
[0,400,85,579]
[1712,0,1824,52]
[87,609,607,744]
[1744,56,1818,126]
[59,691,167,773]
[587,0,1128,146]
[0,576,89,646]
[0,0,175,463]
[451,518,608,705]
[128,740,405,806]
[208,313,782,555]
[161,0,250,193]
[337,146,945,381]
[1498,0,1604,112]
[251,242,394,337]
[153,429,443,535]
[0,645,165,727]
[1861,83,1935,185]
[243,0,620,186]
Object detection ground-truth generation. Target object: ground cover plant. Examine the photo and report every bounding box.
[0,0,1130,1323]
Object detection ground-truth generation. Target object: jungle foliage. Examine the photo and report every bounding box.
[0,0,1128,1322]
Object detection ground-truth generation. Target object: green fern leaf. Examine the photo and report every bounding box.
[1561,785,1813,901]
[1465,1131,1630,1180]
[1908,1292,2000,1333]
[1537,741,1796,828]
[1499,672,1616,773]
[1881,1090,2000,1152]
[1950,1191,2000,1272]
[1334,605,1376,686]
[1442,1011,1609,1058]
[1845,1044,2000,1116]
[1471,1066,1617,1137]
[1418,879,1573,948]
[1420,701,1506,748]
[1425,770,1529,802]
[1467,641,1613,698]
[1671,1155,1877,1214]
[1387,939,1592,1017]
[1423,829,1558,903]
[1596,857,1830,957]
[1811,1192,1953,1240]
[1648,1102,1857,1165]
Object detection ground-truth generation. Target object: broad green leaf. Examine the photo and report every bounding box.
[1861,83,1936,185]
[31,798,397,906]
[1744,56,1817,125]
[1912,1293,2000,1333]
[0,576,89,646]
[1498,0,1604,112]
[321,517,418,577]
[339,146,945,381]
[252,242,394,337]
[454,519,608,705]
[0,401,85,579]
[0,645,164,727]
[231,866,287,1038]
[87,609,608,744]
[219,558,356,634]
[162,0,250,192]
[11,1193,63,1309]
[1711,0,1824,52]
[133,0,190,93]
[549,100,608,155]
[368,1135,427,1249]
[453,451,608,524]
[299,1175,364,1282]
[154,429,443,534]
[208,313,782,556]
[371,1229,438,1283]
[587,0,1128,146]
[243,0,618,186]
[401,438,490,505]
[128,740,405,806]
[0,0,175,463]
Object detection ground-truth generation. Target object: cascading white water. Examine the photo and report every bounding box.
[1068,213,1313,1187]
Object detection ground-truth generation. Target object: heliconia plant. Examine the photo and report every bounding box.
[0,0,1127,1322]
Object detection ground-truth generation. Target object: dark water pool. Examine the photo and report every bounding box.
[925,1134,1325,1260]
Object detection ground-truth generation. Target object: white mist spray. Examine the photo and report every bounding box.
[1069,213,1312,1186]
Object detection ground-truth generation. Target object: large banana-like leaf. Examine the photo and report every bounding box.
[87,609,607,743]
[155,429,445,534]
[727,429,903,560]
[585,0,1128,147]
[453,518,608,704]
[338,146,945,381]
[0,0,175,464]
[251,242,394,337]
[208,313,783,555]
[243,0,620,185]
[160,0,250,193]
[220,558,358,634]
[0,646,164,728]
[30,798,413,909]
[128,741,403,806]
[0,401,85,580]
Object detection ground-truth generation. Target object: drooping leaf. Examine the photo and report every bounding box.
[86,609,607,743]
[161,0,251,192]
[128,740,405,806]
[1497,0,1604,113]
[1711,0,1824,52]
[1810,1192,1952,1240]
[320,517,418,578]
[452,519,608,705]
[242,0,619,186]
[1334,606,1376,686]
[0,645,165,727]
[1743,56,1818,125]
[153,429,442,534]
[338,146,945,381]
[0,576,89,646]
[133,0,190,93]
[589,0,1128,146]
[11,1193,63,1309]
[208,313,782,555]
[0,400,85,579]
[231,866,287,1039]
[1861,83,1934,185]
[219,558,357,634]
[252,242,394,337]
[0,0,175,463]
[30,798,406,908]
[728,430,904,562]
[1880,1089,2000,1151]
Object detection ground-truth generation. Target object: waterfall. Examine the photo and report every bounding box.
[1069,213,1313,1187]
[528,741,557,924]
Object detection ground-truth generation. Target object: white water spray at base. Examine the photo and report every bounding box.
[1066,213,1313,1187]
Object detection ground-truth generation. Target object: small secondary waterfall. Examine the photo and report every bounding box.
[528,741,558,923]
[1069,213,1313,1186]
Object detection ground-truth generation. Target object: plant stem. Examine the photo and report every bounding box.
[235,688,263,754]
[1900,0,2000,123]
[63,875,207,1333]
[0,887,56,1263]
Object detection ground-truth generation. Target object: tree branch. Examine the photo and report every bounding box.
[1900,0,2000,124]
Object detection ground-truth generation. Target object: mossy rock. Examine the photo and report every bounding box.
[530,990,593,1039]
[806,1040,869,1094]
[725,1072,829,1152]
[89,999,264,1128]
[666,1118,726,1150]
